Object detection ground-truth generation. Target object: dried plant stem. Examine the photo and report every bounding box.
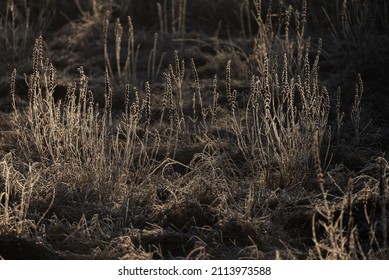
[190,59,205,129]
[103,12,114,80]
[211,74,219,127]
[104,69,113,126]
[115,18,123,82]
[351,74,363,148]
[10,68,17,116]
[178,0,186,36]
[313,130,326,196]
[157,3,164,34]
[335,87,344,144]
[170,50,185,129]
[148,33,158,82]
[124,16,135,83]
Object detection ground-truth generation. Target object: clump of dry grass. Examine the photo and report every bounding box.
[4,34,160,235]
[310,156,389,259]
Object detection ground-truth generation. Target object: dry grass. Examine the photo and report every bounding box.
[0,0,388,259]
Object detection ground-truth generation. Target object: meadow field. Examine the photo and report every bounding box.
[0,0,388,259]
